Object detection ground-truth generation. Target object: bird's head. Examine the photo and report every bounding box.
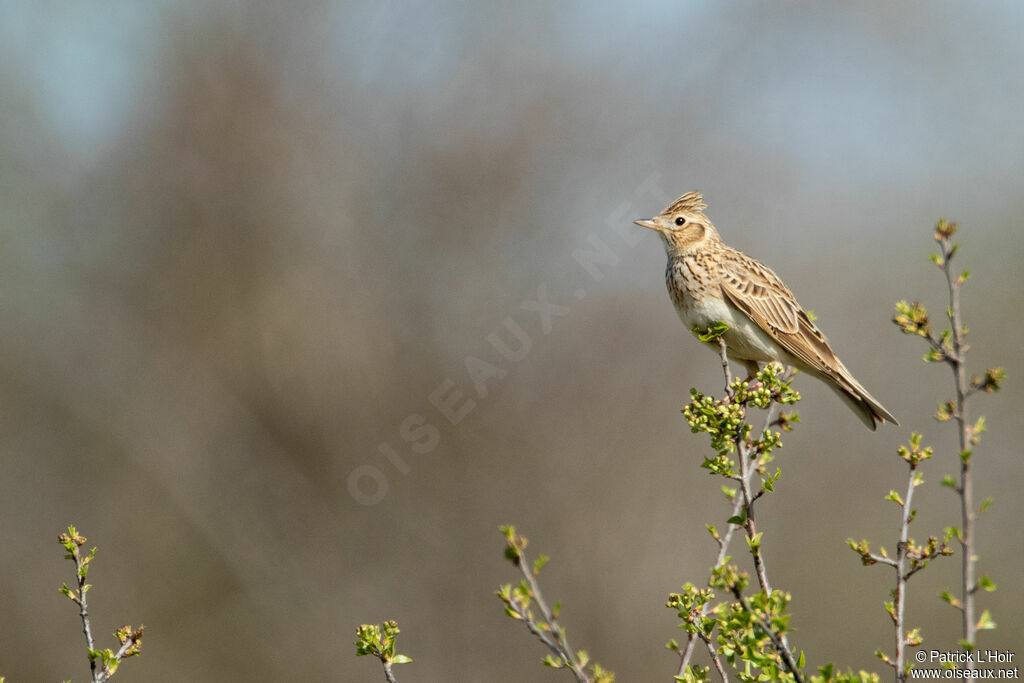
[634,191,720,252]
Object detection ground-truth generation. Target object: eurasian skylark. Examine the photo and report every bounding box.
[635,191,898,430]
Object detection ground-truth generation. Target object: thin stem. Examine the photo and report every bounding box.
[731,589,805,683]
[893,464,918,683]
[718,337,734,393]
[733,406,801,679]
[83,604,98,679]
[865,552,898,568]
[737,428,771,596]
[381,661,398,683]
[676,473,752,673]
[676,367,777,676]
[941,239,975,657]
[59,531,143,683]
[680,339,803,682]
[704,636,730,683]
[511,546,588,683]
[66,544,101,683]
[715,339,772,591]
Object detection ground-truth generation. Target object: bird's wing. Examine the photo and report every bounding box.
[717,248,844,381]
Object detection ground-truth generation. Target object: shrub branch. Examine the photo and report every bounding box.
[496,526,613,682]
[848,435,952,682]
[354,621,411,683]
[58,526,144,683]
[675,435,760,676]
[893,219,1003,656]
[670,330,804,683]
[718,338,801,680]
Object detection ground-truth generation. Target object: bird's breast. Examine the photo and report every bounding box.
[665,255,716,322]
[664,254,784,364]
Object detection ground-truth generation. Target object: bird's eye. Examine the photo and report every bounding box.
[674,216,686,226]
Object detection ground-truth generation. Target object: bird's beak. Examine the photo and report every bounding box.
[633,218,659,230]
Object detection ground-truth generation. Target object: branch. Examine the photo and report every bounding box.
[354,621,411,682]
[892,460,919,682]
[704,635,730,683]
[939,232,976,658]
[717,335,734,392]
[61,534,98,681]
[497,527,608,683]
[676,425,764,674]
[894,221,1003,658]
[717,339,799,672]
[731,588,806,683]
[58,527,144,683]
[849,435,951,683]
[674,339,802,682]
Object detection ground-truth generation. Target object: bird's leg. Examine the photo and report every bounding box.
[743,360,761,383]
[742,360,766,392]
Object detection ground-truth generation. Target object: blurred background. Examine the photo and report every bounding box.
[1,2,1022,680]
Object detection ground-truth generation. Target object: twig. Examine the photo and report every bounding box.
[713,339,771,593]
[704,635,730,683]
[850,434,950,683]
[58,527,144,683]
[501,533,589,683]
[74,555,98,679]
[939,240,976,659]
[675,473,747,672]
[718,337,734,393]
[902,225,988,657]
[894,221,1002,659]
[354,621,411,682]
[717,340,797,660]
[892,462,918,682]
[676,382,776,675]
[58,529,102,682]
[731,588,805,683]
[676,339,802,682]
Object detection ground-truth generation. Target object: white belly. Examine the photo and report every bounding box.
[675,293,786,365]
[665,255,788,365]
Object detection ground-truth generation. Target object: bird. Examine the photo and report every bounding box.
[634,191,898,430]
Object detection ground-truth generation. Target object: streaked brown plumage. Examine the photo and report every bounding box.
[636,191,898,430]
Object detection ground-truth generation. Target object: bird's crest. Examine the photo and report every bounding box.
[664,191,707,215]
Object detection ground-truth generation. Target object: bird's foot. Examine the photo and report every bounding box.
[742,361,762,389]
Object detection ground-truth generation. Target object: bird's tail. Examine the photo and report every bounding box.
[826,368,899,431]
